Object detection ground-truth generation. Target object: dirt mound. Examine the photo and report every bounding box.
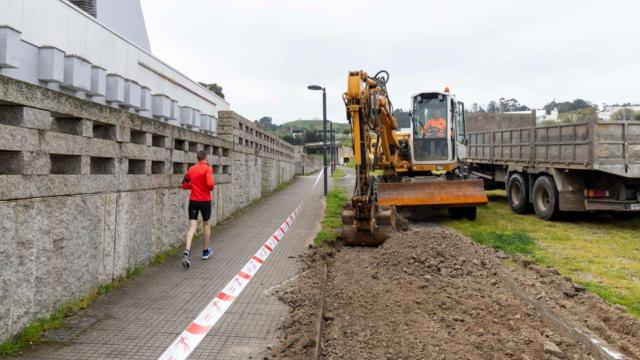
[272,225,640,359]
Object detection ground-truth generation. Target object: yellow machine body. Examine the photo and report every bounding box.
[341,70,488,246]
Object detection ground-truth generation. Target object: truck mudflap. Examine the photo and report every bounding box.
[585,199,640,211]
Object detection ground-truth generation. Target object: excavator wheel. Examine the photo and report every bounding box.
[340,206,395,246]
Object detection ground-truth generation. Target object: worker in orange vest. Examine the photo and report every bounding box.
[421,110,446,138]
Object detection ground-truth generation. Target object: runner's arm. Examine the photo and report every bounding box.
[182,173,191,190]
[206,166,214,191]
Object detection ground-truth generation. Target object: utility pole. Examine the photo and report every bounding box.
[307,84,328,197]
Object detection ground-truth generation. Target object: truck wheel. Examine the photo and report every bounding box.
[532,176,561,221]
[448,207,464,220]
[465,207,477,220]
[507,173,531,214]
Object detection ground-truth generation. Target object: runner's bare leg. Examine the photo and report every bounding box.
[202,221,211,250]
[185,219,198,251]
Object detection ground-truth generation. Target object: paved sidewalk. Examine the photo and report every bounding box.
[18,174,325,360]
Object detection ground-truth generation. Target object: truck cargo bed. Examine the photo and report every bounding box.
[466,121,640,178]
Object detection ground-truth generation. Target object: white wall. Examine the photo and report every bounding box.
[96,0,151,53]
[0,0,229,127]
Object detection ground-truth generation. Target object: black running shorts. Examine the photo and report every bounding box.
[188,201,212,221]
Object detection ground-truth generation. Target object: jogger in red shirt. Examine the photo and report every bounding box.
[181,150,215,268]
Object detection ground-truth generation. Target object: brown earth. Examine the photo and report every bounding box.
[272,224,640,360]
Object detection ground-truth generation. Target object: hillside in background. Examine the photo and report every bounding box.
[277,120,351,135]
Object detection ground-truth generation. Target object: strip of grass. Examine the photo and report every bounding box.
[0,266,143,356]
[314,168,348,245]
[444,190,640,319]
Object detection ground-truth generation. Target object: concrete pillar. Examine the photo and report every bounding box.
[62,55,91,92]
[0,26,21,69]
[152,94,171,120]
[106,74,125,104]
[180,107,194,128]
[89,65,107,97]
[140,86,152,112]
[38,46,65,84]
[123,80,141,109]
[168,100,180,126]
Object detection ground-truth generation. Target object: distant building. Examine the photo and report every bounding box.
[598,104,640,121]
[292,128,304,139]
[536,108,559,123]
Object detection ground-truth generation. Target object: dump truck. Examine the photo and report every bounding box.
[465,113,640,220]
[341,70,487,245]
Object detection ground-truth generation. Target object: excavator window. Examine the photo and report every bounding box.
[412,94,449,161]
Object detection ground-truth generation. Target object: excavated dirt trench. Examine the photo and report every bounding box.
[271,225,640,359]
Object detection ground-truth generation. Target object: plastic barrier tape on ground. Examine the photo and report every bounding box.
[158,170,325,360]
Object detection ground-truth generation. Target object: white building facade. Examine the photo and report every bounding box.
[0,0,228,134]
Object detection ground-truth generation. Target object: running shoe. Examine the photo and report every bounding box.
[202,247,213,260]
[182,250,191,269]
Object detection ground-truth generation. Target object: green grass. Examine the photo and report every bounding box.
[470,231,535,256]
[444,190,640,318]
[0,266,144,356]
[314,168,348,245]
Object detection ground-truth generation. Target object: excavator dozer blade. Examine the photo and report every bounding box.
[340,207,395,246]
[376,179,488,207]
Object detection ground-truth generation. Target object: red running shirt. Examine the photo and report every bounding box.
[182,161,215,201]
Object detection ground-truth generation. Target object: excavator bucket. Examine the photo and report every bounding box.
[376,179,488,207]
[340,206,395,246]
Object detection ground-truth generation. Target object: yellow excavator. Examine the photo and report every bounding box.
[341,70,488,245]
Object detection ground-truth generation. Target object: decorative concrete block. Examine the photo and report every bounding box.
[62,55,91,91]
[0,106,50,130]
[0,26,21,68]
[152,94,171,119]
[106,74,125,103]
[191,109,201,131]
[210,115,218,134]
[140,86,152,111]
[180,106,194,127]
[169,100,179,121]
[123,80,141,109]
[37,46,65,83]
[200,114,210,132]
[89,65,106,97]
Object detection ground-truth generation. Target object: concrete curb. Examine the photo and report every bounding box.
[498,270,625,360]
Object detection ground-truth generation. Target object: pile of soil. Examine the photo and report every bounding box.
[272,225,640,359]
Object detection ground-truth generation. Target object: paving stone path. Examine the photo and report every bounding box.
[18,174,325,360]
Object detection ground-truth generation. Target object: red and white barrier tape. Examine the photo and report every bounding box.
[158,170,323,360]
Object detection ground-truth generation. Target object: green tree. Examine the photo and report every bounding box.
[558,108,598,123]
[544,99,595,113]
[610,108,640,121]
[255,116,277,131]
[199,82,225,99]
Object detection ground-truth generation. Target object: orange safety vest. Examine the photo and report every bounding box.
[423,117,446,138]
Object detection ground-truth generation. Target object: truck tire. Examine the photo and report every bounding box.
[465,207,477,220]
[448,207,464,220]
[532,176,561,220]
[507,173,532,214]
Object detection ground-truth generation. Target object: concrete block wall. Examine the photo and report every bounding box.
[0,75,296,342]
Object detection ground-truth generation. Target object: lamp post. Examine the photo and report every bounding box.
[329,121,334,175]
[307,84,328,197]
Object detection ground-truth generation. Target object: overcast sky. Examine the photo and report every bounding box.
[140,0,640,124]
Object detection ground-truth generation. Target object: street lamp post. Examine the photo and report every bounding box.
[307,84,328,197]
[329,121,334,176]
